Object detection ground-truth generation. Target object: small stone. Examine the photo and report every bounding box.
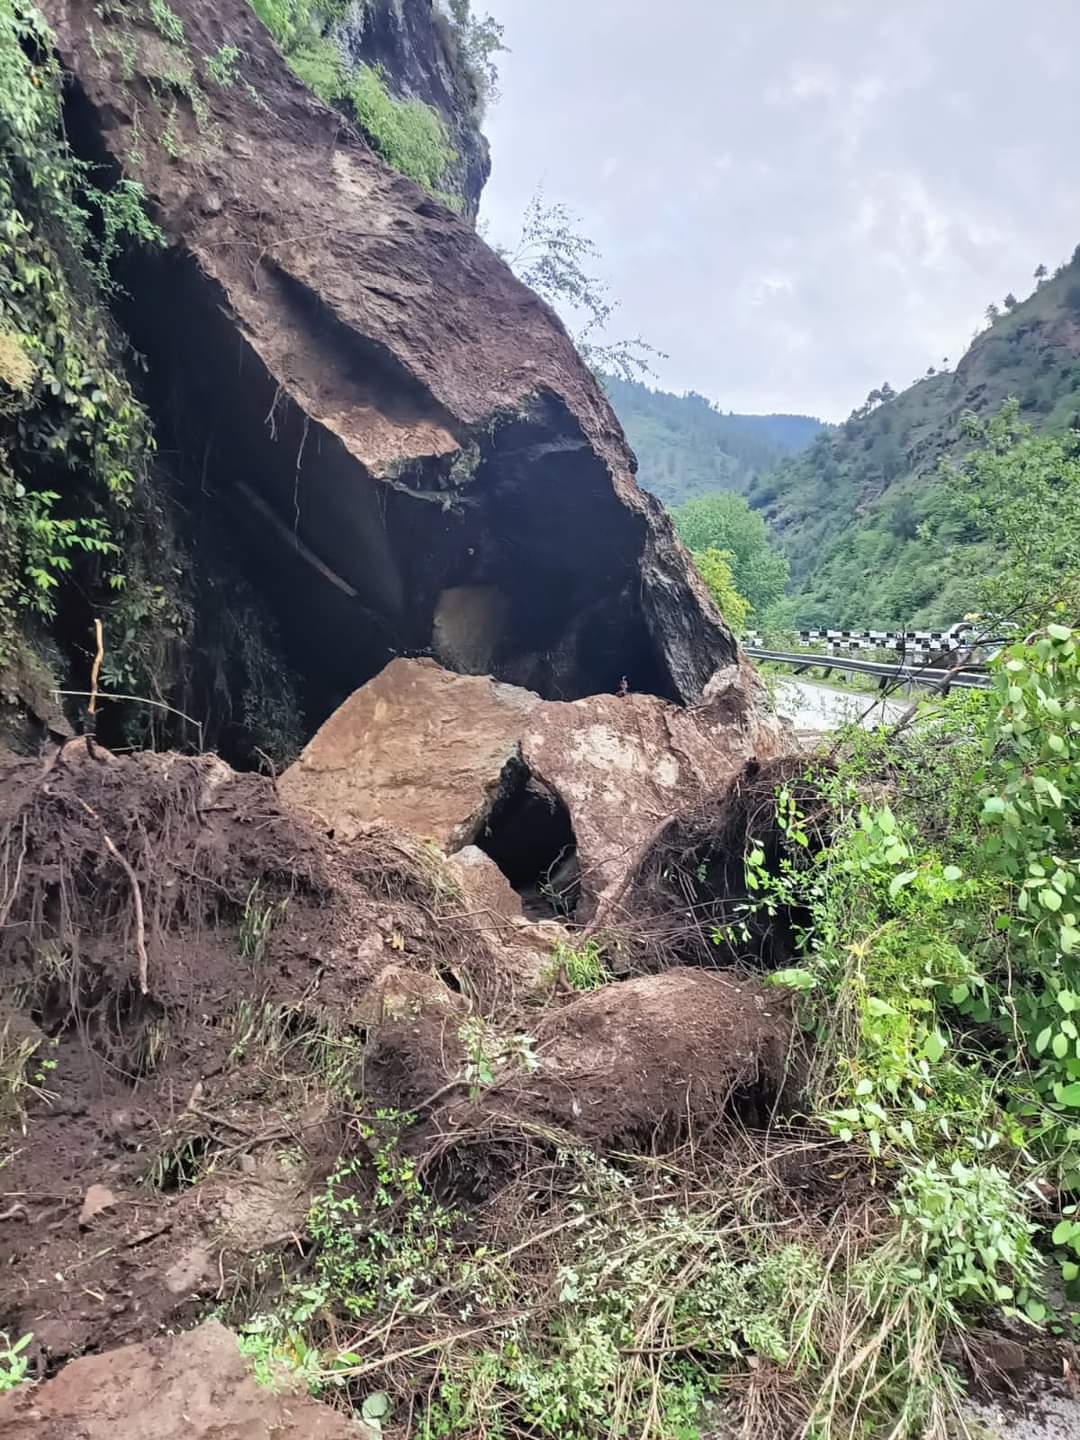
[78,1185,118,1228]
[163,1246,213,1296]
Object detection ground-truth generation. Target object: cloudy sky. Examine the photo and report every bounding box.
[477,0,1080,420]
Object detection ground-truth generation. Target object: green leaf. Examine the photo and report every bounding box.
[362,1393,391,1422]
[943,864,963,882]
[1054,1032,1069,1060]
[923,1030,946,1063]
[1041,888,1063,912]
[1062,925,1080,955]
[889,870,918,899]
[767,968,817,991]
[1036,1026,1052,1054]
[1058,1083,1080,1107]
[1047,623,1073,641]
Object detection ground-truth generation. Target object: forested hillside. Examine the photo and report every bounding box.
[750,250,1080,627]
[604,375,823,508]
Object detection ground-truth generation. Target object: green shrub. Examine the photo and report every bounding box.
[0,1332,32,1392]
[0,0,163,658]
[547,938,610,991]
[248,1,456,197]
[285,35,343,101]
[344,64,456,192]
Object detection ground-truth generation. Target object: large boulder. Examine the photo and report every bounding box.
[368,968,794,1151]
[43,0,761,726]
[0,1318,375,1439]
[282,657,783,915]
[279,658,539,849]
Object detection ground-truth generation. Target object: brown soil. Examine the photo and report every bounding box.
[0,745,793,1373]
[604,754,834,972]
[0,1317,373,1438]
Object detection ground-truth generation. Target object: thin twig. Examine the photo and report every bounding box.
[77,799,149,995]
[53,690,205,749]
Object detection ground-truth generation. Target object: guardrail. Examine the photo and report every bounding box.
[744,623,1009,659]
[744,648,992,691]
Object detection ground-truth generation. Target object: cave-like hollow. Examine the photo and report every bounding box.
[474,755,580,920]
[107,240,679,746]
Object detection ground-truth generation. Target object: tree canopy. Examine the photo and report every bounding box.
[944,399,1080,630]
[689,547,751,635]
[672,492,789,616]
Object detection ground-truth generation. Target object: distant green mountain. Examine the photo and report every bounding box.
[749,251,1080,628]
[603,376,824,509]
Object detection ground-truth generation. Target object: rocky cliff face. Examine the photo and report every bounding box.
[336,0,491,219]
[38,0,768,743]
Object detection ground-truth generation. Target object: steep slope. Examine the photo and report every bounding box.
[18,0,770,751]
[750,255,1080,627]
[604,375,823,508]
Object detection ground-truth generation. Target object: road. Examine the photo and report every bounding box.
[774,678,909,732]
[745,646,990,690]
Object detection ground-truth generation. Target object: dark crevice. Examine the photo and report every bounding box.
[474,755,580,920]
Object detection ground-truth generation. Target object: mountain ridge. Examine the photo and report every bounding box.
[603,375,823,509]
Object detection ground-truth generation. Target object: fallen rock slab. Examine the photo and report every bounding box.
[282,657,783,915]
[281,659,539,850]
[44,0,751,714]
[447,845,525,921]
[0,1317,375,1439]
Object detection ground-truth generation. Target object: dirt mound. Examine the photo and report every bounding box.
[0,747,490,1361]
[602,755,833,972]
[0,743,798,1381]
[0,1317,373,1438]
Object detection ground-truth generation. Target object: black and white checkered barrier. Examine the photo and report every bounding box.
[745,624,984,657]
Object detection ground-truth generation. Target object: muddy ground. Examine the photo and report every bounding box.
[0,743,1072,1440]
[0,746,794,1370]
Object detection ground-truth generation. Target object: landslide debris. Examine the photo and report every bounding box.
[280,656,783,918]
[0,743,793,1369]
[0,1317,375,1439]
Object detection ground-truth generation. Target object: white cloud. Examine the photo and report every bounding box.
[479,0,1080,419]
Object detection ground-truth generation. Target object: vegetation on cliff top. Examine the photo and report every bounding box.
[250,0,502,205]
[252,0,459,198]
